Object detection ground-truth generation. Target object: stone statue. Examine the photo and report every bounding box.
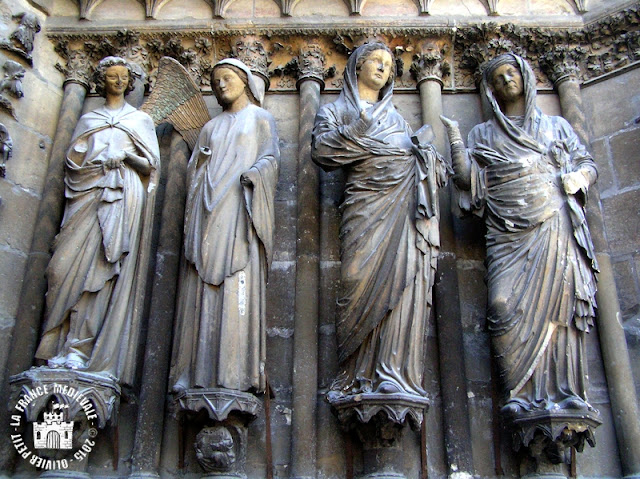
[0,12,41,63]
[35,56,160,385]
[441,53,599,415]
[169,58,280,393]
[312,42,448,399]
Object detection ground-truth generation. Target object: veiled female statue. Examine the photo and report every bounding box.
[169,58,280,393]
[312,42,448,398]
[442,53,598,415]
[36,56,160,384]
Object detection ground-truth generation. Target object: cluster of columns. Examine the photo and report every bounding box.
[1,36,639,479]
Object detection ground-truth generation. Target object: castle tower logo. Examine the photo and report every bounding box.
[32,403,73,450]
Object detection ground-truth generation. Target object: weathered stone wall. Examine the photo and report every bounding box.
[1,0,639,477]
[0,0,63,378]
[582,67,640,405]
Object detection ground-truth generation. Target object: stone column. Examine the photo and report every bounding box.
[412,43,475,479]
[290,45,325,479]
[130,129,190,479]
[542,52,640,479]
[0,49,90,472]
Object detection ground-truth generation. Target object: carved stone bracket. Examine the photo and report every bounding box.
[507,409,601,467]
[328,393,428,479]
[9,368,121,428]
[0,12,41,65]
[410,42,450,87]
[173,389,262,478]
[0,123,13,179]
[173,388,262,423]
[328,392,429,432]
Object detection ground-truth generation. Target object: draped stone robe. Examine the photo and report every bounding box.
[312,52,447,397]
[462,72,598,409]
[36,103,159,385]
[170,103,279,393]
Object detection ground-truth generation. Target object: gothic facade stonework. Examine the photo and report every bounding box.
[1,0,640,478]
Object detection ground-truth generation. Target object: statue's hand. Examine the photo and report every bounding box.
[562,170,589,195]
[440,115,463,144]
[241,168,258,186]
[359,108,374,128]
[104,150,126,170]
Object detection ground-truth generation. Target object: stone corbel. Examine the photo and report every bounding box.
[415,0,434,15]
[0,12,41,65]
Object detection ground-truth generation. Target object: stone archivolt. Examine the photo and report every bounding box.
[48,3,640,96]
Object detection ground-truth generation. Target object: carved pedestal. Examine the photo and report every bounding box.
[8,368,120,478]
[505,408,601,478]
[329,392,429,479]
[173,389,263,479]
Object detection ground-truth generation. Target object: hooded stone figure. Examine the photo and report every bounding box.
[169,58,280,393]
[312,42,448,398]
[36,56,160,385]
[442,53,599,415]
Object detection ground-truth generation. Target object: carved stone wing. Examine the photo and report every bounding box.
[140,56,211,150]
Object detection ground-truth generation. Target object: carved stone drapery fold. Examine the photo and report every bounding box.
[410,42,450,87]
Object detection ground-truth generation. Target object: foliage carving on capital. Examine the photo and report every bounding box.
[55,44,91,89]
[410,42,450,86]
[539,46,584,85]
[231,38,271,86]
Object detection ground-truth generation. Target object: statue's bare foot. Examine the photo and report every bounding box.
[64,352,86,370]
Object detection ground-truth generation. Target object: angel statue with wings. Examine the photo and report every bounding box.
[134,56,280,394]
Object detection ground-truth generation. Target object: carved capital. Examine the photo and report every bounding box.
[540,46,582,86]
[231,37,271,89]
[295,45,327,89]
[410,42,450,87]
[55,46,91,90]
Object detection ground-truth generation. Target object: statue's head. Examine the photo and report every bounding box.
[484,54,524,107]
[354,42,395,92]
[94,56,135,98]
[211,58,261,109]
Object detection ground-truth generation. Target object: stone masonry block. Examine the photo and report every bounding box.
[0,246,26,319]
[590,137,615,195]
[612,257,640,320]
[610,127,640,190]
[602,188,640,255]
[0,180,40,254]
[583,67,640,139]
[1,119,51,194]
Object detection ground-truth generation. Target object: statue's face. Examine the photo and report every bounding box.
[358,49,393,93]
[104,65,129,97]
[490,63,524,104]
[213,67,246,106]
